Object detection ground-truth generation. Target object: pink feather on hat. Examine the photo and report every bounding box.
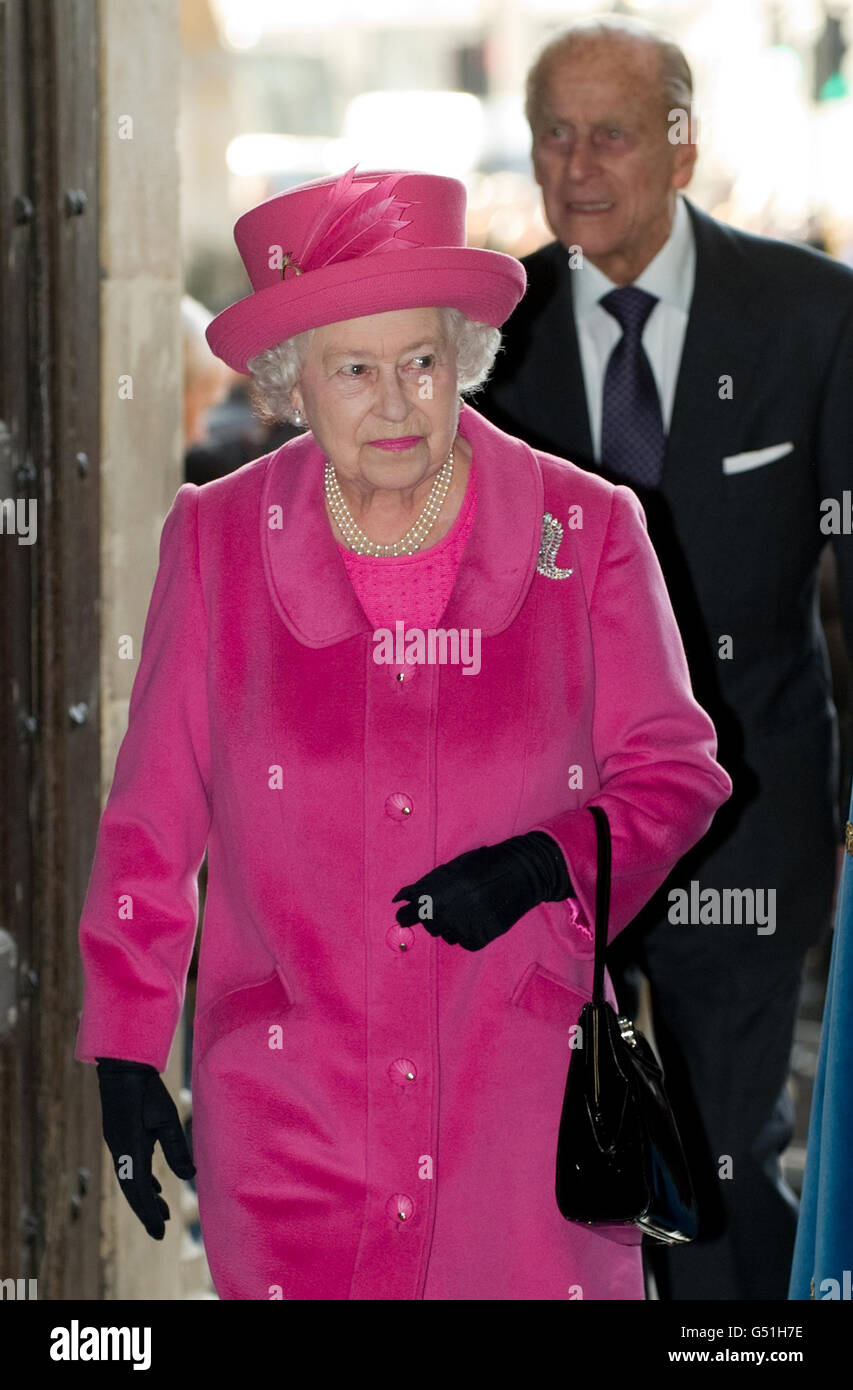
[296,167,421,272]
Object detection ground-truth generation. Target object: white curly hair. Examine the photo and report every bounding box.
[246,307,502,427]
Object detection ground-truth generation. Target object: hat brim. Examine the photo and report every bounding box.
[205,246,526,374]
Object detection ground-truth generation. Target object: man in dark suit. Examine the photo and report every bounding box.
[477,15,853,1300]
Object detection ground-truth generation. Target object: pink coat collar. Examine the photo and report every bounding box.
[260,404,544,647]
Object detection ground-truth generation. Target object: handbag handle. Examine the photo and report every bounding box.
[588,804,611,1007]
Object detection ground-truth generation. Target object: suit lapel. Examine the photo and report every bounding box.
[546,246,594,463]
[518,242,594,464]
[660,199,768,545]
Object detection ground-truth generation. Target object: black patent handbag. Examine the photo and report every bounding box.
[555,804,699,1244]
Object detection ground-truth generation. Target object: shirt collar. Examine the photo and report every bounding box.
[573,193,695,318]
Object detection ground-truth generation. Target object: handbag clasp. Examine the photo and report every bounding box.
[617,1016,638,1047]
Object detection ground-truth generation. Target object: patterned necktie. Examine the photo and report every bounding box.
[599,286,665,488]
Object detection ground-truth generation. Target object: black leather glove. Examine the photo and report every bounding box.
[95,1056,196,1240]
[392,830,572,951]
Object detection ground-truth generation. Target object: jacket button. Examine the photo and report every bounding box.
[390,658,418,683]
[385,792,413,821]
[385,923,415,953]
[385,1193,414,1224]
[388,1058,417,1086]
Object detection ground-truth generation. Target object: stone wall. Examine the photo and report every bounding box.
[97,0,211,1299]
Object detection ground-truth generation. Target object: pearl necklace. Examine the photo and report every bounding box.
[325,449,454,556]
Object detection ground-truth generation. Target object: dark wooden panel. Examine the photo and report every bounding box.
[0,0,39,1290]
[0,0,102,1298]
[35,0,102,1299]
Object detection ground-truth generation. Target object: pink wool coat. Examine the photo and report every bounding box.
[74,403,732,1300]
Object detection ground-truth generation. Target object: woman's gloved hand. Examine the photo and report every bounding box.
[392,830,572,951]
[95,1057,196,1240]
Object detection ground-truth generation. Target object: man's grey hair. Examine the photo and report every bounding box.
[525,15,694,133]
[247,307,501,426]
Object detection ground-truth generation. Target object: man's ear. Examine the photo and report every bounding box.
[530,138,545,189]
[671,135,698,191]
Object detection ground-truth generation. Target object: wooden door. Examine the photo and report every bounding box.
[0,0,101,1299]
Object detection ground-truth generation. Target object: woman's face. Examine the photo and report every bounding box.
[290,307,460,494]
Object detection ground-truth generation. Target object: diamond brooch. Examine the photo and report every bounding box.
[536,512,574,579]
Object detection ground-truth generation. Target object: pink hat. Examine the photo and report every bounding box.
[205,167,527,374]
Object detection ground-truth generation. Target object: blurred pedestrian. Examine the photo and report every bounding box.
[182,294,230,449]
[789,799,853,1300]
[183,293,301,486]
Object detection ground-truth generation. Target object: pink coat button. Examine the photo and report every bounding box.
[388,1058,417,1086]
[385,923,415,953]
[385,1193,414,1224]
[384,792,413,821]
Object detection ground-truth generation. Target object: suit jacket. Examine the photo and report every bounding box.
[478,197,853,950]
[73,405,730,1299]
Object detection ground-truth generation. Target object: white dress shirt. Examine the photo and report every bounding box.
[572,193,696,461]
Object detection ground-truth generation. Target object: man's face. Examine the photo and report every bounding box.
[531,38,696,283]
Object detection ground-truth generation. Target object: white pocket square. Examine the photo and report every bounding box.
[722,441,794,475]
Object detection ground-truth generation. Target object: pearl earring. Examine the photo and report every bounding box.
[293,409,304,426]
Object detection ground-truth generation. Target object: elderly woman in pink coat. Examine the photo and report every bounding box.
[74,167,731,1301]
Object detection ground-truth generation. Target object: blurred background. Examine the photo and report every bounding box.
[181,0,853,479]
[1,0,850,1302]
[184,0,853,284]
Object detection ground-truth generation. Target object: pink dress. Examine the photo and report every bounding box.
[337,460,592,946]
[73,404,732,1300]
[338,458,478,636]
